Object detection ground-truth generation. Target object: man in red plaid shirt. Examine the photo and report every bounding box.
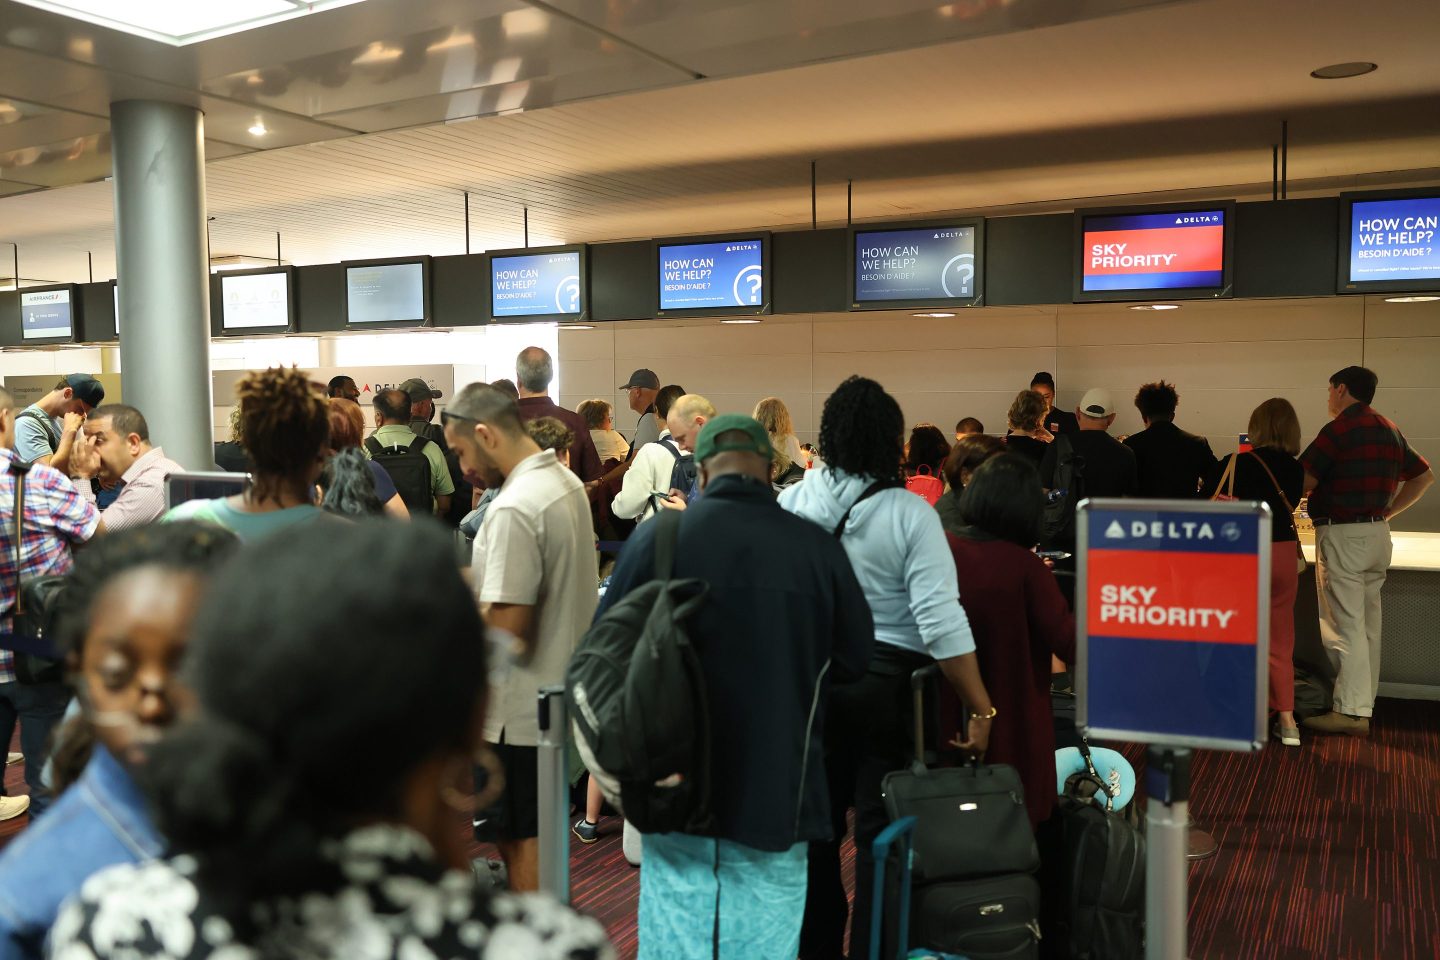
[0,386,99,821]
[1300,366,1433,736]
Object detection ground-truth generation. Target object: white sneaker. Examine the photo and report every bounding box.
[0,795,30,821]
[5,753,20,766]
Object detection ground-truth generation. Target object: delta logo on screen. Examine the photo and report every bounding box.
[1082,210,1226,292]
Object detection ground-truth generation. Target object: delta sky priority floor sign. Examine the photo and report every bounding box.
[1077,499,1272,751]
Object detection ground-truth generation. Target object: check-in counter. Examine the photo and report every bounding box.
[1296,532,1440,700]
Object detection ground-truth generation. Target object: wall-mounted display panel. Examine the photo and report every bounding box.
[656,234,771,317]
[1074,202,1234,302]
[20,285,77,342]
[488,246,587,322]
[1337,190,1440,294]
[344,257,431,329]
[849,219,984,309]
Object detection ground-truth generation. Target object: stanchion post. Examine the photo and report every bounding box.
[536,684,570,902]
[1145,746,1191,960]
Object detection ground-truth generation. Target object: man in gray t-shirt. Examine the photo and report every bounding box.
[12,374,105,474]
[443,382,597,893]
[619,368,661,454]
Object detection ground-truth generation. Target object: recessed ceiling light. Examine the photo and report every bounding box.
[558,323,594,330]
[912,312,956,318]
[12,0,372,46]
[1129,303,1181,311]
[1383,295,1440,303]
[719,318,762,325]
[1310,62,1377,80]
[248,121,268,136]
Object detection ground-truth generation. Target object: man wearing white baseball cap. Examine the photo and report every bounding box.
[1039,387,1137,549]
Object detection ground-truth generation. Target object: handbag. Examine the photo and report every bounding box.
[1208,454,1238,502]
[1246,452,1308,576]
[7,460,68,684]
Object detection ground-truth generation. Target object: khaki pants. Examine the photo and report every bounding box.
[1315,522,1393,717]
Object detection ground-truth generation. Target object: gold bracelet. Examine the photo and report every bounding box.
[969,706,998,721]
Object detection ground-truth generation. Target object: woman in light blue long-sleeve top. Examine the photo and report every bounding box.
[778,375,997,959]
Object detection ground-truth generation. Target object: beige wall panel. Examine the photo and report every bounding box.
[1370,388,1440,440]
[557,326,617,362]
[1361,337,1440,388]
[813,347,1055,395]
[1361,296,1440,339]
[557,357,622,405]
[812,308,1058,353]
[615,321,814,360]
[618,354,813,397]
[1389,438,1440,534]
[1058,298,1363,346]
[1057,339,1362,394]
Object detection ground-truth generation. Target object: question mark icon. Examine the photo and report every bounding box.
[556,276,581,313]
[733,265,764,306]
[940,254,975,298]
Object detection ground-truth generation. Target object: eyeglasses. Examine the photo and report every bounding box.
[440,410,479,429]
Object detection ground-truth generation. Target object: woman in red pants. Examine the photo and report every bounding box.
[1202,399,1306,745]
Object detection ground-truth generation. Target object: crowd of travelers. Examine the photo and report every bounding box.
[0,353,1429,959]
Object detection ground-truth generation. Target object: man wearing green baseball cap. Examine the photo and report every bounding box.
[597,413,873,960]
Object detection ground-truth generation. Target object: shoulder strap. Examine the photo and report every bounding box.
[406,435,430,454]
[831,479,895,540]
[662,439,682,461]
[653,505,683,580]
[364,436,384,457]
[10,460,30,615]
[15,409,59,450]
[1247,451,1296,514]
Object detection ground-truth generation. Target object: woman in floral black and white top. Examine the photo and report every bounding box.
[48,521,611,960]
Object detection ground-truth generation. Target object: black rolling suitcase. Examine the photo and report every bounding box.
[880,667,1043,960]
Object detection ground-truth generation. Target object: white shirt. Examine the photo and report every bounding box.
[472,449,597,746]
[611,431,687,523]
[78,446,185,532]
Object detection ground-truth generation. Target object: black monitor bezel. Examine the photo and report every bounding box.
[653,232,773,319]
[847,217,987,310]
[1072,200,1236,303]
[342,256,433,329]
[216,265,296,335]
[486,244,590,324]
[1335,187,1440,295]
[17,282,79,344]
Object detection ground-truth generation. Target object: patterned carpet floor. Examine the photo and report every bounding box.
[7,696,1438,958]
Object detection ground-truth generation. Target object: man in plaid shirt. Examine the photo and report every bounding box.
[1300,366,1433,736]
[0,387,99,821]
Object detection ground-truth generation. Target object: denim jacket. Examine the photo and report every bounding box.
[0,745,162,959]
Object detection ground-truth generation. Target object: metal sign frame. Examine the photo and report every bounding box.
[1076,497,1272,752]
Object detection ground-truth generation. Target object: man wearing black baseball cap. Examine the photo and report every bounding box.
[15,374,105,476]
[597,414,873,958]
[399,376,468,526]
[618,368,662,454]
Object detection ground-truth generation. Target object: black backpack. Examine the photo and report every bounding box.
[364,434,433,515]
[663,440,698,499]
[565,508,714,835]
[1039,740,1145,960]
[1041,434,1086,550]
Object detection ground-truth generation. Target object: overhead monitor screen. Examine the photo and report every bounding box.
[220,271,290,330]
[1080,209,1227,293]
[659,239,765,312]
[491,251,582,318]
[20,288,74,341]
[1345,196,1440,287]
[346,262,426,324]
[853,226,978,304]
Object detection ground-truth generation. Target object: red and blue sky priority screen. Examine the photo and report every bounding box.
[1081,209,1226,292]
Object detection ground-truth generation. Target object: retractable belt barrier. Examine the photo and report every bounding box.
[536,684,571,903]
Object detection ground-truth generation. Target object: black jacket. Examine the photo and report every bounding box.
[1123,421,1217,499]
[599,474,874,850]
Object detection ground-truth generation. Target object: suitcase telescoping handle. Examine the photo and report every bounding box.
[911,663,965,768]
[869,815,918,960]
